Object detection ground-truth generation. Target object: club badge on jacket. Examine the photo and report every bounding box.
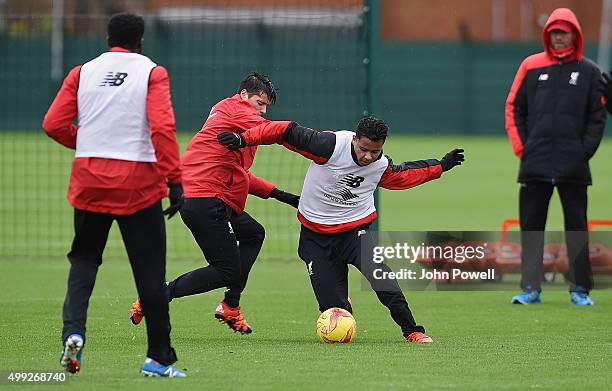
[569,72,579,85]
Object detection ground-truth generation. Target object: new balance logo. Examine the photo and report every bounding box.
[324,173,364,202]
[538,73,549,81]
[307,261,314,276]
[99,72,128,86]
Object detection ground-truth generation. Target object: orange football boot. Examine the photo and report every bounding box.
[406,331,433,343]
[214,300,252,334]
[130,297,144,325]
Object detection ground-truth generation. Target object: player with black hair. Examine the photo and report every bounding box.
[238,72,277,105]
[130,72,299,334]
[43,13,185,377]
[107,12,145,50]
[218,116,464,343]
[354,115,388,140]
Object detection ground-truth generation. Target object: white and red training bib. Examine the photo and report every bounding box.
[298,131,389,225]
[76,51,157,162]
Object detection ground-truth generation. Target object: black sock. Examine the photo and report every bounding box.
[224,289,240,308]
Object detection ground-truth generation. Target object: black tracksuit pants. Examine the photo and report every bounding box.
[519,181,593,292]
[62,201,177,365]
[298,225,425,337]
[166,197,265,308]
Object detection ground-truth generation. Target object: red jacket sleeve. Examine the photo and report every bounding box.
[247,171,276,199]
[505,60,528,159]
[147,66,181,184]
[242,120,292,144]
[242,121,332,164]
[378,159,443,190]
[42,66,81,149]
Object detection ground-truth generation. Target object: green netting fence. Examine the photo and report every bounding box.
[0,0,369,261]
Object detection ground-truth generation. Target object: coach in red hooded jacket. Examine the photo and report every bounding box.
[505,8,606,304]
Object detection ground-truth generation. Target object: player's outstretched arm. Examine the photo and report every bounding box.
[378,148,464,190]
[248,171,276,198]
[218,121,336,164]
[247,171,300,208]
[217,121,290,150]
[270,188,300,208]
[440,148,465,171]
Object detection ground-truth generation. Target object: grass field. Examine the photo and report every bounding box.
[1,260,611,390]
[1,132,611,390]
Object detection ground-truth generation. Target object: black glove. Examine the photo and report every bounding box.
[440,148,465,171]
[270,188,300,209]
[603,71,612,115]
[163,183,184,219]
[217,132,246,151]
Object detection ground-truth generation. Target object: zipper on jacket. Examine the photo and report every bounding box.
[550,62,562,185]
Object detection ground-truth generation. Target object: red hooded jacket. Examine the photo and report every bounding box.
[504,8,606,185]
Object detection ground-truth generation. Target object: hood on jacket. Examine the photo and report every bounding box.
[542,8,583,61]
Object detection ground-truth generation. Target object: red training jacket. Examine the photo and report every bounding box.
[181,94,276,213]
[42,47,181,215]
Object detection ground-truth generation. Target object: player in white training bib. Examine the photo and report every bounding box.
[218,116,464,343]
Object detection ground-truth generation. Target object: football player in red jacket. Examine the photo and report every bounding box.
[130,73,299,334]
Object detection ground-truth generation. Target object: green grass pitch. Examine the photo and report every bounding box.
[1,133,611,390]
